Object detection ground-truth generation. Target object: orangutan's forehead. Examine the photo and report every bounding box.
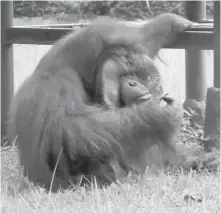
[101,45,157,75]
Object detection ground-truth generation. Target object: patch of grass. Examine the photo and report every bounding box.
[1,146,220,213]
[1,17,218,213]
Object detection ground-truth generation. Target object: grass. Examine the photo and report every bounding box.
[1,145,220,213]
[1,17,219,213]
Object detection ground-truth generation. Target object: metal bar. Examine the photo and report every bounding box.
[13,21,213,29]
[1,1,14,138]
[13,23,90,29]
[185,1,207,101]
[4,26,213,49]
[213,1,220,88]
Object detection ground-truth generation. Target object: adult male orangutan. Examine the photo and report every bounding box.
[8,13,205,191]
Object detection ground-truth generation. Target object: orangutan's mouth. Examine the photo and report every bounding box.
[137,92,152,102]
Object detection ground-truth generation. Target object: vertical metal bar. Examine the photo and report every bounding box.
[1,1,14,138]
[214,1,220,88]
[185,1,207,101]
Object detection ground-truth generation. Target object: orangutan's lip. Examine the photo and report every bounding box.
[138,92,152,101]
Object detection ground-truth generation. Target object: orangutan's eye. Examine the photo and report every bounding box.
[128,80,136,87]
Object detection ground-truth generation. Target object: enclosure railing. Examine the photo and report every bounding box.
[1,1,220,137]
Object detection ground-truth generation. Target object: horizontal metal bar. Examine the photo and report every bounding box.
[13,21,214,29]
[5,25,213,49]
[13,23,89,29]
[168,31,213,50]
[5,27,71,45]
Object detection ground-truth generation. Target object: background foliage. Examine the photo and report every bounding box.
[13,1,214,20]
